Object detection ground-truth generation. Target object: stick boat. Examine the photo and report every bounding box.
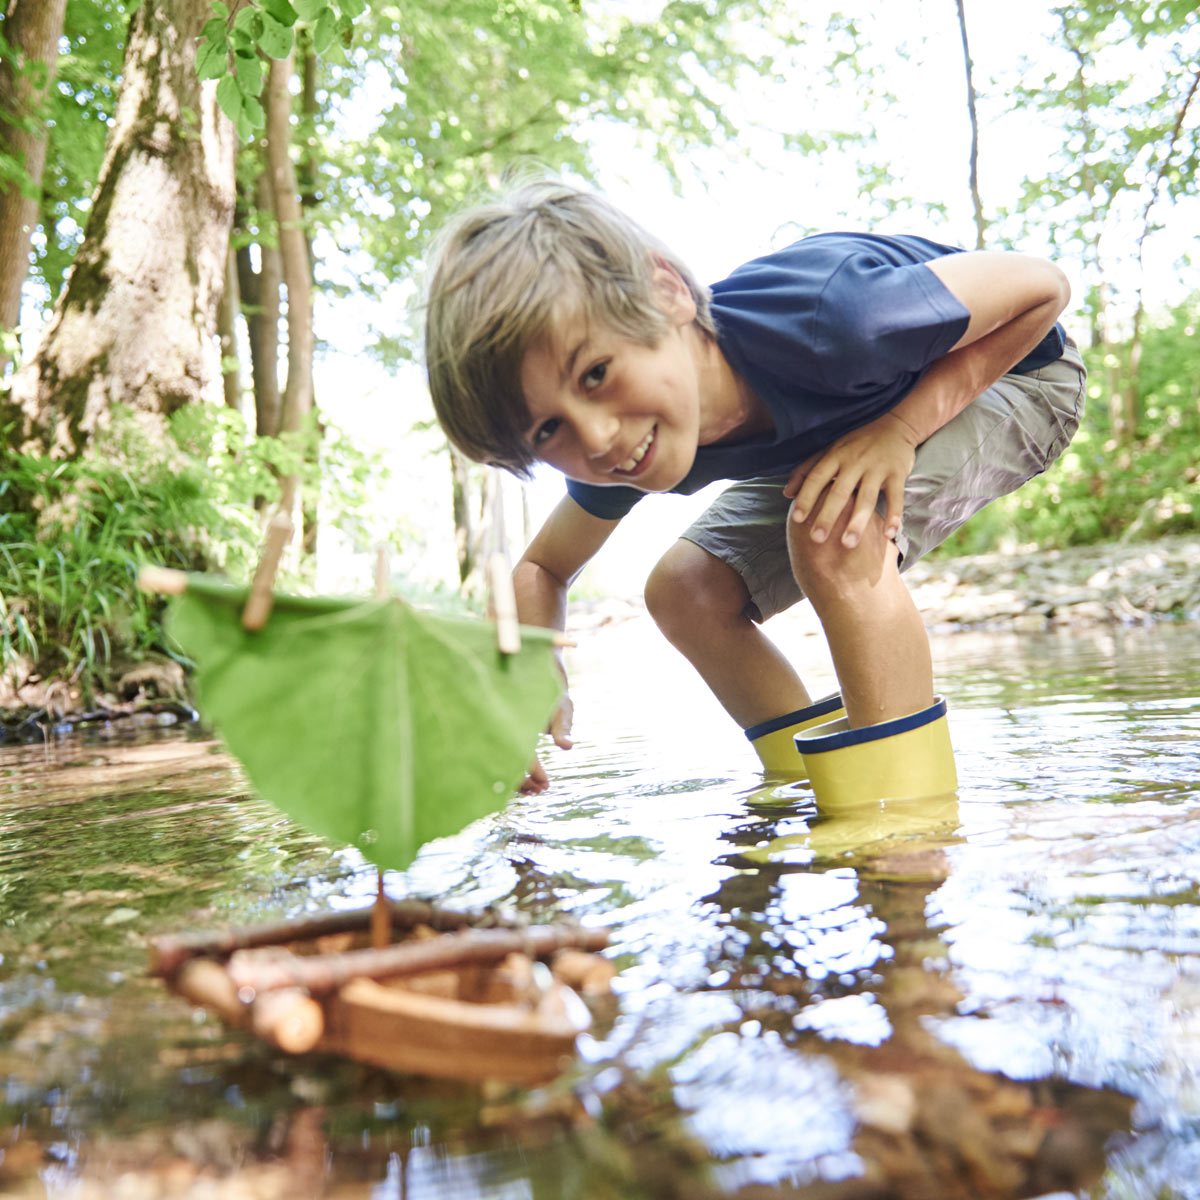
[149,901,612,1084]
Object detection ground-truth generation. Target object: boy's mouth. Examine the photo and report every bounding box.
[614,426,656,477]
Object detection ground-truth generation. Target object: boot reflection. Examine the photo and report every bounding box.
[741,789,962,867]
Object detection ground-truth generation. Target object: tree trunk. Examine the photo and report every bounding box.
[953,0,986,250]
[3,0,236,456]
[266,55,312,440]
[237,167,284,438]
[265,53,315,550]
[0,0,70,366]
[218,242,243,413]
[298,25,319,255]
[296,34,321,556]
[451,448,476,586]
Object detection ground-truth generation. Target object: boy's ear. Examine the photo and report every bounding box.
[650,259,697,326]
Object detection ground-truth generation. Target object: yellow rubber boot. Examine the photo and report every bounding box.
[745,693,845,777]
[794,695,957,811]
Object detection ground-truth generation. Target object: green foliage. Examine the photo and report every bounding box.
[1002,2,1200,328]
[0,26,41,202]
[934,295,1200,557]
[34,0,131,303]
[0,403,394,699]
[197,0,366,139]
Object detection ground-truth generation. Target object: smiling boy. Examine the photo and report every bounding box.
[424,180,1084,801]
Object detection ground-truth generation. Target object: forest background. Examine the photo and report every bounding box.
[0,0,1197,713]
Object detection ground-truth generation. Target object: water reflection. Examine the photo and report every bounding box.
[0,624,1197,1196]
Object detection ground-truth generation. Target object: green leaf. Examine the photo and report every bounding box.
[234,50,264,96]
[293,0,327,19]
[215,74,244,123]
[167,579,563,872]
[242,94,266,130]
[338,0,366,18]
[196,36,229,81]
[261,0,299,26]
[233,5,263,35]
[236,109,255,141]
[258,13,295,59]
[210,1,230,17]
[312,8,336,53]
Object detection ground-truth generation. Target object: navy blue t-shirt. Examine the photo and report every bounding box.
[566,232,1065,520]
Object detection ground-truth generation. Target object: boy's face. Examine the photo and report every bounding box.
[519,267,704,492]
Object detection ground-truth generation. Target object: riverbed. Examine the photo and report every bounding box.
[1,614,1198,1198]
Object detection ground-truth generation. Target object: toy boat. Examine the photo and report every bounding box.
[149,900,612,1084]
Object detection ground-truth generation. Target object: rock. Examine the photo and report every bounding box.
[904,534,1200,631]
[1011,612,1048,633]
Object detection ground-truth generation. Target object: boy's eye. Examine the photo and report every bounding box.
[533,417,560,445]
[582,361,608,389]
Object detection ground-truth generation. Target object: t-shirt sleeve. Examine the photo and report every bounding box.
[809,255,970,395]
[565,478,644,520]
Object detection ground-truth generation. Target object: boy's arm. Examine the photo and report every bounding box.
[515,494,621,791]
[785,251,1071,548]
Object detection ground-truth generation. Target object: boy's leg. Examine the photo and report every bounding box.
[644,539,811,729]
[655,341,1085,755]
[793,340,1086,727]
[787,500,932,728]
[644,538,844,774]
[647,485,846,775]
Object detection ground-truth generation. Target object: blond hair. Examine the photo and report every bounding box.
[423,178,714,476]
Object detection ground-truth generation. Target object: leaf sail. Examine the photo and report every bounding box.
[168,576,563,871]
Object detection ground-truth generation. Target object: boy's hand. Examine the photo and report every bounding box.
[783,412,920,548]
[519,693,575,793]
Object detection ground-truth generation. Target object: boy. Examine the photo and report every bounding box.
[424,179,1084,802]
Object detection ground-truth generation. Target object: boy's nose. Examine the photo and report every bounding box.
[577,410,620,460]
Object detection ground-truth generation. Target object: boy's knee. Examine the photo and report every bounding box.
[787,508,898,600]
[644,541,749,635]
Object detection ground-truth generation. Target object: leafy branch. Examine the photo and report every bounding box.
[196,0,366,139]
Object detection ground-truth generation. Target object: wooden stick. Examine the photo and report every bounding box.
[138,565,188,595]
[242,506,293,631]
[373,545,390,597]
[249,987,325,1054]
[226,924,609,997]
[134,562,575,650]
[487,551,522,655]
[370,873,391,950]
[173,959,324,1054]
[175,958,243,1022]
[370,550,393,950]
[148,901,489,977]
[485,471,521,654]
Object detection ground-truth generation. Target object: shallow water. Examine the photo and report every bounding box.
[1,619,1199,1198]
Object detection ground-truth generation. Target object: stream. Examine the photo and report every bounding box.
[1,615,1198,1198]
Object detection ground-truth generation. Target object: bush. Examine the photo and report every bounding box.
[933,296,1200,557]
[0,404,391,705]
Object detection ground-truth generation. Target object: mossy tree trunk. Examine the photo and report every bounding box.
[0,0,70,366]
[3,0,236,457]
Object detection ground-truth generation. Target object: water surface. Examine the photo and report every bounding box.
[1,619,1198,1198]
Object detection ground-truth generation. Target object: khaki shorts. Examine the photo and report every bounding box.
[681,340,1086,623]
